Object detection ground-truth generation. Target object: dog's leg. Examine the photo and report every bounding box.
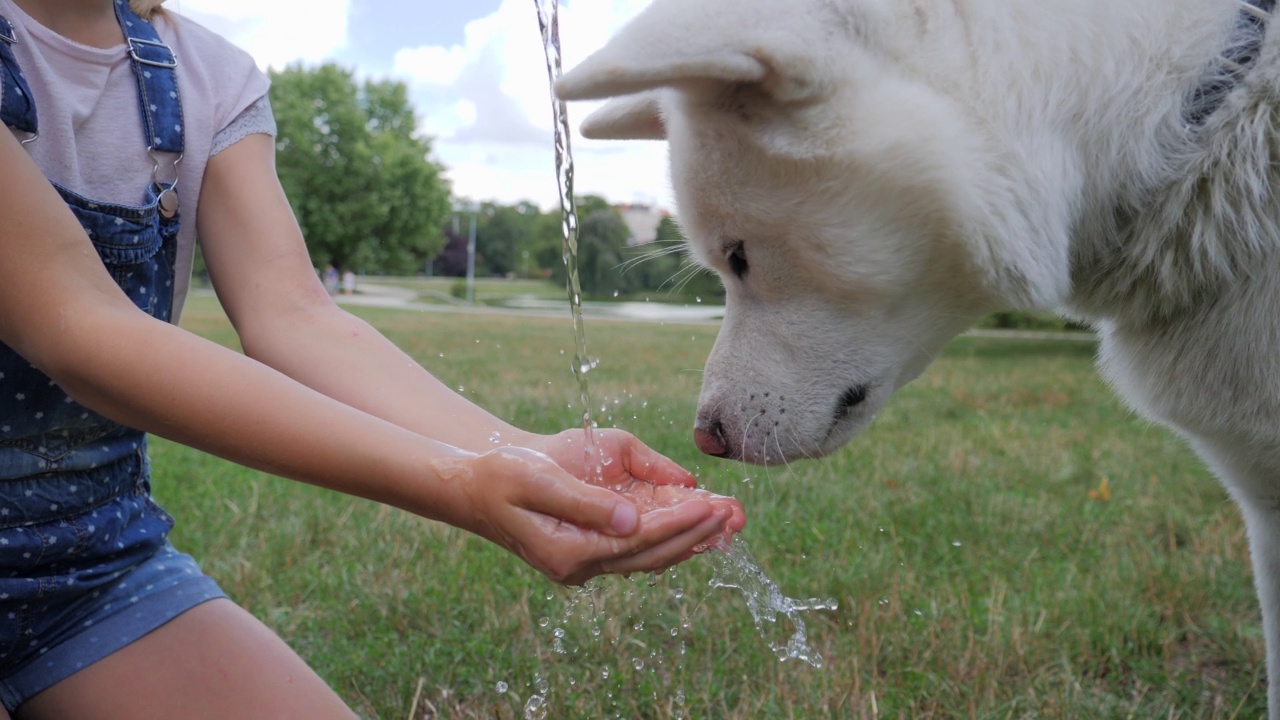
[1232,499,1280,718]
[1189,444,1280,718]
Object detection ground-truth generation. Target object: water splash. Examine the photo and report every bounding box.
[707,539,838,667]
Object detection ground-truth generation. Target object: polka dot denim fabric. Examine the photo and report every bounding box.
[0,449,224,711]
[0,180,178,478]
[0,1,221,711]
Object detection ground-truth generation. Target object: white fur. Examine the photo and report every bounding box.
[559,0,1280,712]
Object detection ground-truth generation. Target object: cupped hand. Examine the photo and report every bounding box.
[451,441,742,585]
[530,428,745,546]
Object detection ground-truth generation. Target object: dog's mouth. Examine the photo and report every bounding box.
[694,380,883,464]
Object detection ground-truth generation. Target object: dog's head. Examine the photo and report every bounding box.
[558,0,1075,464]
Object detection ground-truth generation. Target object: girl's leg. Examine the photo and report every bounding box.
[15,599,358,720]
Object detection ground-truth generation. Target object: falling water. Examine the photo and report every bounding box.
[524,2,836,716]
[534,0,597,460]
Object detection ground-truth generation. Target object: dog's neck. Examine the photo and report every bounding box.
[1054,0,1280,328]
[1184,0,1275,128]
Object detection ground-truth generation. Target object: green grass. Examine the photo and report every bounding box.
[157,293,1265,719]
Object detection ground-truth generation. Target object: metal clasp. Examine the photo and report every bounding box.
[127,37,177,68]
[0,18,17,45]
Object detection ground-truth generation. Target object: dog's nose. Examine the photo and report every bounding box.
[694,418,729,457]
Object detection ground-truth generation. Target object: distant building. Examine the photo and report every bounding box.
[615,203,669,246]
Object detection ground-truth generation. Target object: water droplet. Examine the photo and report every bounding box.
[488,431,503,444]
[523,694,547,720]
[952,540,963,547]
[601,667,610,679]
[538,616,550,627]
[632,658,644,671]
[495,681,508,694]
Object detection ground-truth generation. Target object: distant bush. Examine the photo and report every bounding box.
[977,311,1089,332]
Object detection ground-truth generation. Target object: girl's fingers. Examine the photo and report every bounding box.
[603,508,734,576]
[526,468,645,536]
[616,434,698,488]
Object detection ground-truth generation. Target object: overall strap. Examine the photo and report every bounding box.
[0,13,37,137]
[113,0,183,155]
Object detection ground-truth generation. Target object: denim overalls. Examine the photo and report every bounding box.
[0,1,223,708]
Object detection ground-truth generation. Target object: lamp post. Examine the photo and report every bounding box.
[454,201,479,305]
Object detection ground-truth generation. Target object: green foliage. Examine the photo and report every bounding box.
[620,216,724,301]
[447,199,722,300]
[472,201,546,277]
[980,310,1090,331]
[269,63,451,275]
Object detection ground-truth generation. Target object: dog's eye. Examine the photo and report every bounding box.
[725,241,749,279]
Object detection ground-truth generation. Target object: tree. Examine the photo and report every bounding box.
[549,196,635,297]
[269,63,451,275]
[475,202,542,277]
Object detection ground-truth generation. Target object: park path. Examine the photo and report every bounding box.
[197,282,1097,340]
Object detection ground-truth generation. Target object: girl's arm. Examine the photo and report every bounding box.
[196,134,742,528]
[0,129,735,584]
[196,134,595,455]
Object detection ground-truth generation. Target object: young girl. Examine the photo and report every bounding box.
[0,0,744,716]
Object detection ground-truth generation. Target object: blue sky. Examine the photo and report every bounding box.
[171,0,670,210]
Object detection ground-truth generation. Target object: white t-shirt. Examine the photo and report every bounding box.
[0,1,273,321]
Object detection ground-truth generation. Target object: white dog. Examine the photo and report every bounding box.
[557,0,1280,714]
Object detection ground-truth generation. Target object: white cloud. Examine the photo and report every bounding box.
[395,0,670,209]
[393,45,470,87]
[172,0,351,69]
[169,0,670,209]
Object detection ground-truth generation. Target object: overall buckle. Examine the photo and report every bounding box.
[0,18,17,45]
[127,37,177,68]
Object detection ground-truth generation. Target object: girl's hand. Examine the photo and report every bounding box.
[444,443,741,585]
[531,428,746,551]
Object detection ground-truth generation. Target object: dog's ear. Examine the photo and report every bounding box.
[579,92,666,140]
[555,0,827,107]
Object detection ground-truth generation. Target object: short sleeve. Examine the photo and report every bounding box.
[210,94,276,156]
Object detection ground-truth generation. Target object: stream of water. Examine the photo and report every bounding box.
[526,2,837,716]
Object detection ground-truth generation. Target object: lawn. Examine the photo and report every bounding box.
[156,292,1265,719]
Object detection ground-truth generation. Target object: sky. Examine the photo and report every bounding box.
[169,0,672,211]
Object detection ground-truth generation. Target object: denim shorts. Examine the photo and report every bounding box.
[0,450,226,712]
